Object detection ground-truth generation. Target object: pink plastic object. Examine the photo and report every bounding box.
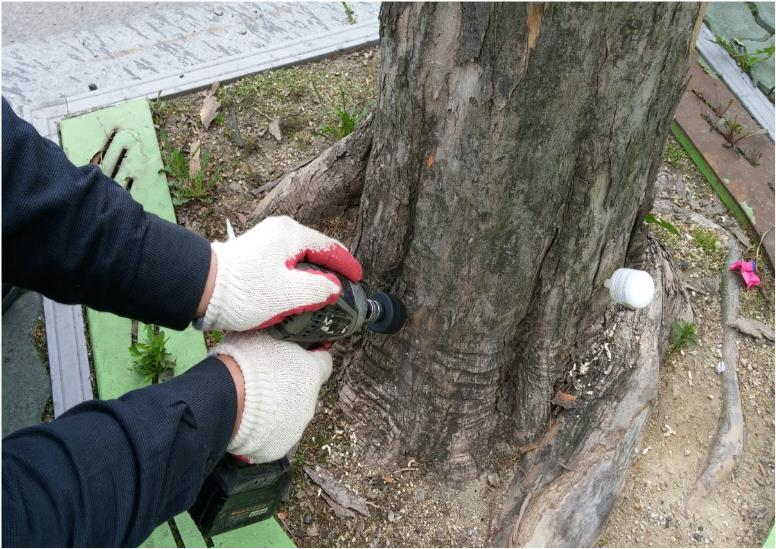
[729,259,761,289]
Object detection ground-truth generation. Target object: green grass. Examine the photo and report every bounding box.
[150,92,169,127]
[670,320,699,355]
[342,1,356,24]
[317,87,370,139]
[158,129,222,205]
[203,52,377,150]
[714,35,774,73]
[692,228,718,254]
[129,325,176,384]
[664,139,686,168]
[645,213,680,235]
[228,66,309,103]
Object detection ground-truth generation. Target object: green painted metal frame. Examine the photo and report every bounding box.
[59,99,294,548]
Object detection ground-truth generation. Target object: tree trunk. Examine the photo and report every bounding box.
[340,1,701,481]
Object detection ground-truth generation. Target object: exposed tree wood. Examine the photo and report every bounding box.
[249,115,373,226]
[687,240,745,510]
[492,238,693,547]
[728,317,775,343]
[341,3,702,480]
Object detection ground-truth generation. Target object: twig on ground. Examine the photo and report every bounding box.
[392,467,419,475]
[685,284,709,296]
[755,225,774,264]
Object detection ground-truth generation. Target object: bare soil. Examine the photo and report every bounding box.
[160,50,775,547]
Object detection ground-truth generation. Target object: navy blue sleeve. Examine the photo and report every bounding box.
[1,97,211,330]
[2,357,236,548]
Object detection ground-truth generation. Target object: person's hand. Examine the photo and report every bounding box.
[198,216,362,331]
[214,331,332,463]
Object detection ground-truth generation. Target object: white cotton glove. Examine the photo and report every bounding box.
[214,331,333,463]
[200,216,362,332]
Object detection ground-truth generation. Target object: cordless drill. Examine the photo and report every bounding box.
[189,264,406,537]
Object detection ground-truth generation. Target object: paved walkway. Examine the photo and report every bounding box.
[2,292,49,437]
[704,2,775,98]
[1,2,379,138]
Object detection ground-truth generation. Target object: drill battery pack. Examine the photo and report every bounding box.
[189,454,292,537]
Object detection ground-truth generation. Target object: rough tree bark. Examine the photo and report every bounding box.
[341,2,701,471]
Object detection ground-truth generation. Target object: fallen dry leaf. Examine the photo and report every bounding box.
[268,118,282,142]
[551,390,578,409]
[188,139,201,179]
[304,464,370,517]
[382,473,396,485]
[321,491,356,518]
[200,96,220,129]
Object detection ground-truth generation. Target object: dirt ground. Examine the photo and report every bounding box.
[599,137,775,548]
[159,50,775,548]
[153,47,377,242]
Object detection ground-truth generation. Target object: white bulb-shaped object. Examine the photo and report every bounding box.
[604,268,655,309]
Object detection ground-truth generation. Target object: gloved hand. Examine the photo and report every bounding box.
[214,331,332,463]
[200,216,362,331]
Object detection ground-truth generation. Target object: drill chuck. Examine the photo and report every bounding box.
[267,264,406,345]
[365,292,405,334]
[365,299,383,324]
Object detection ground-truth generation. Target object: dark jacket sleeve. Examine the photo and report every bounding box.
[2,357,236,548]
[1,98,211,330]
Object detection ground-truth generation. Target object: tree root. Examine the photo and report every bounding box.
[652,198,731,236]
[686,240,745,511]
[492,237,693,547]
[249,115,373,226]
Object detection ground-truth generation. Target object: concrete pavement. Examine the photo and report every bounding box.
[1,2,379,138]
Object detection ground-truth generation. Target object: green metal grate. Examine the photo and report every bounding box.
[59,99,294,548]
